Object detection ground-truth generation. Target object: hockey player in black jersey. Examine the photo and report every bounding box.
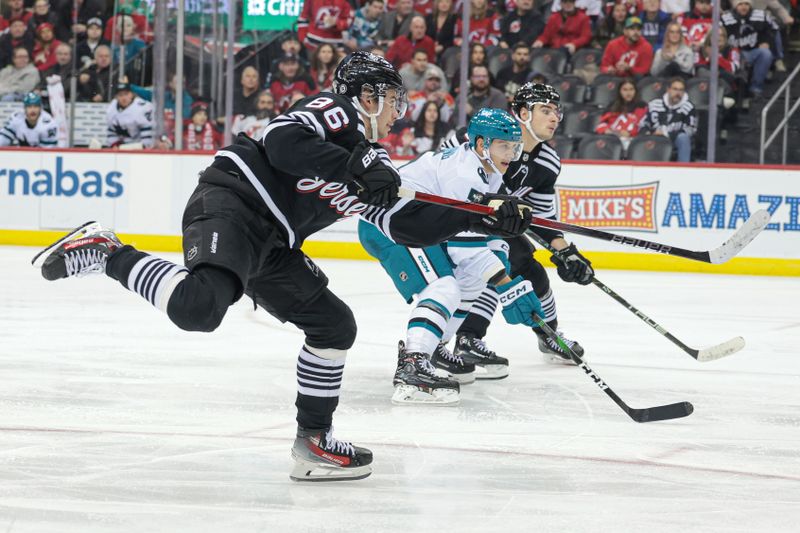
[453,83,595,369]
[32,52,533,482]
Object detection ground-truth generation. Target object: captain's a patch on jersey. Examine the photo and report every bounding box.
[467,189,486,204]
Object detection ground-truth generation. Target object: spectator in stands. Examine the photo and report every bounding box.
[2,0,31,26]
[270,55,314,112]
[32,23,61,72]
[407,68,455,123]
[639,0,670,51]
[414,0,436,16]
[28,0,60,38]
[184,102,221,151]
[601,16,654,77]
[386,16,436,68]
[500,0,545,49]
[233,66,261,117]
[594,1,627,48]
[682,0,713,57]
[425,0,457,55]
[84,44,111,102]
[697,27,741,83]
[377,0,420,48]
[40,42,75,98]
[454,0,501,47]
[595,78,647,150]
[450,42,488,96]
[752,0,793,71]
[0,47,40,101]
[550,0,605,28]
[309,43,339,92]
[722,0,774,99]
[456,64,507,120]
[411,100,453,153]
[0,17,34,69]
[650,21,693,77]
[54,0,105,43]
[278,33,308,65]
[110,14,146,68]
[344,0,384,50]
[76,17,108,69]
[103,4,149,44]
[106,82,155,148]
[129,73,193,119]
[382,124,416,156]
[495,42,532,103]
[297,0,353,51]
[400,48,447,91]
[532,0,592,55]
[0,92,58,147]
[232,89,277,137]
[641,76,696,162]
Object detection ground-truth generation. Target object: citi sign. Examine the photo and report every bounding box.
[557,182,658,232]
[0,156,123,198]
[247,0,302,16]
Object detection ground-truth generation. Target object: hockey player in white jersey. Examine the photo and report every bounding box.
[105,82,155,148]
[359,108,544,405]
[0,92,58,148]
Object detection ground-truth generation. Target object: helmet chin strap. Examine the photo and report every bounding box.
[521,114,547,145]
[352,95,385,143]
[472,142,502,175]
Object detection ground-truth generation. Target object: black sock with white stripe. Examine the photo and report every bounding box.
[106,246,189,313]
[456,286,499,338]
[295,346,345,429]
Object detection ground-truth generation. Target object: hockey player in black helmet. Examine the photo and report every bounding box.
[32,51,533,482]
[452,82,595,369]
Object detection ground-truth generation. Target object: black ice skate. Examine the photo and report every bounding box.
[535,328,585,365]
[32,221,122,281]
[454,334,509,380]
[290,426,373,482]
[392,341,460,405]
[430,342,475,384]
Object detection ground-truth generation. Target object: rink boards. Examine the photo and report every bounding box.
[0,147,797,276]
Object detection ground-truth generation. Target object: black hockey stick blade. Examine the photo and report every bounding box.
[533,314,694,423]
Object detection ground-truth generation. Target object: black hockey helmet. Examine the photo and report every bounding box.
[510,82,562,116]
[333,51,406,112]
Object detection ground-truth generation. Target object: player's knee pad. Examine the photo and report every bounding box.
[302,290,357,351]
[416,275,460,317]
[166,267,238,332]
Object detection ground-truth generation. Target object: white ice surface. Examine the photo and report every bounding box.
[1,245,799,532]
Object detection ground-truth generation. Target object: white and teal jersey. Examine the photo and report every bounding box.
[0,110,58,148]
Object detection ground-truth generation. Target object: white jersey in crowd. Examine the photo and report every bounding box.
[399,143,508,285]
[106,96,155,147]
[0,110,59,148]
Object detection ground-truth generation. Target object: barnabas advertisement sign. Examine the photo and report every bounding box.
[243,0,304,30]
[0,156,123,198]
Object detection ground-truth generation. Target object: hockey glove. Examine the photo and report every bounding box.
[346,141,401,207]
[495,276,543,328]
[550,243,594,285]
[474,196,532,238]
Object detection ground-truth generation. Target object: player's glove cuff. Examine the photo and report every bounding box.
[550,243,594,285]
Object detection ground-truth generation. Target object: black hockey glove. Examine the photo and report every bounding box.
[472,195,532,238]
[550,243,594,285]
[346,141,400,207]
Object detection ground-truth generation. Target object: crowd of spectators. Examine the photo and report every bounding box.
[0,0,795,161]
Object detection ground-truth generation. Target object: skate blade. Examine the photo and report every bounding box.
[474,364,509,380]
[289,457,372,482]
[391,384,459,406]
[449,371,476,385]
[541,352,579,366]
[31,221,101,268]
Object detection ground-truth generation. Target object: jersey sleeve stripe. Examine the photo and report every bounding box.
[534,157,560,175]
[288,111,326,140]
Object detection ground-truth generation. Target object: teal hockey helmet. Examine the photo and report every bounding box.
[467,108,522,149]
[23,92,42,107]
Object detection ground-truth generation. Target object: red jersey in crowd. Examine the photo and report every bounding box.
[535,9,593,49]
[184,122,222,151]
[696,47,741,74]
[595,106,647,136]
[601,35,654,76]
[270,78,315,112]
[32,39,62,72]
[297,0,353,48]
[455,13,501,46]
[681,9,712,51]
[386,35,437,68]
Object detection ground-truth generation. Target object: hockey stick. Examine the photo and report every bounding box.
[397,188,770,264]
[533,313,694,423]
[524,231,744,362]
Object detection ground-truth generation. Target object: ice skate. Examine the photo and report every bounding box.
[430,342,475,384]
[454,334,509,380]
[32,221,122,280]
[535,328,584,365]
[290,426,373,482]
[392,341,460,405]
